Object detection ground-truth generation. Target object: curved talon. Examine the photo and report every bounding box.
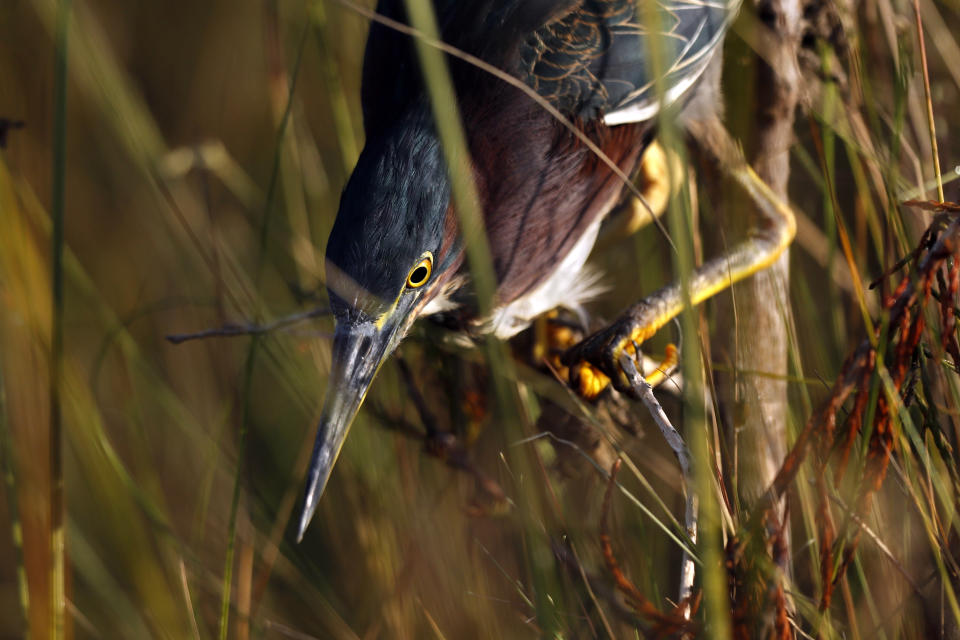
[561,302,665,393]
[643,343,679,387]
[574,361,612,400]
[565,324,679,400]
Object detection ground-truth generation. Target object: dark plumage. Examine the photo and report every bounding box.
[521,0,727,120]
[298,0,741,539]
[326,105,453,314]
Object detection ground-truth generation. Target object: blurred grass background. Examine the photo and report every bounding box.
[2,0,960,637]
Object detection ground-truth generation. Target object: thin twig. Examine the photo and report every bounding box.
[620,354,698,615]
[165,307,330,344]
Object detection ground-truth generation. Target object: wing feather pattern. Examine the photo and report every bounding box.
[360,0,738,134]
[516,0,740,125]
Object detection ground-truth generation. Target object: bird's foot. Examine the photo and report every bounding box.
[562,301,679,399]
[530,311,617,399]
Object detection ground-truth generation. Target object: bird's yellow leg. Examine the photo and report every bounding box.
[564,158,796,397]
[598,139,686,247]
[560,139,685,399]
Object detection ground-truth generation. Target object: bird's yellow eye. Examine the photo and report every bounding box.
[406,255,432,288]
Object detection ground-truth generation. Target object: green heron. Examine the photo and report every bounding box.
[297,0,795,539]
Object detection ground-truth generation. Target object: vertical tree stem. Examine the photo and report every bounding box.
[725,0,801,510]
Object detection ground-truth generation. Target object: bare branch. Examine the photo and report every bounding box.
[620,354,699,615]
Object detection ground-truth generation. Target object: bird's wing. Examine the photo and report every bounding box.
[516,0,739,125]
[360,0,738,137]
[360,0,572,140]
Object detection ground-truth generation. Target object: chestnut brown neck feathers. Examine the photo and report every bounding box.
[465,85,649,310]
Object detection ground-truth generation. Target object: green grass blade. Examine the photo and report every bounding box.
[49,0,71,636]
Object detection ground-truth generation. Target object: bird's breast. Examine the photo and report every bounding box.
[482,212,607,339]
[468,94,649,313]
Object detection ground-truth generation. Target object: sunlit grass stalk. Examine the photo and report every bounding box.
[13,160,318,636]
[272,56,319,291]
[852,547,887,639]
[402,0,568,630]
[887,59,912,257]
[842,144,886,275]
[0,368,30,635]
[819,56,846,350]
[398,0,526,460]
[49,0,71,637]
[638,0,730,631]
[880,365,960,622]
[308,0,360,174]
[218,25,310,638]
[218,338,259,640]
[400,0,495,314]
[809,118,876,340]
[780,279,828,623]
[912,0,944,201]
[256,25,310,282]
[670,180,731,637]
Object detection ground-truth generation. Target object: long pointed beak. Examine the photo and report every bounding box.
[295,315,405,541]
